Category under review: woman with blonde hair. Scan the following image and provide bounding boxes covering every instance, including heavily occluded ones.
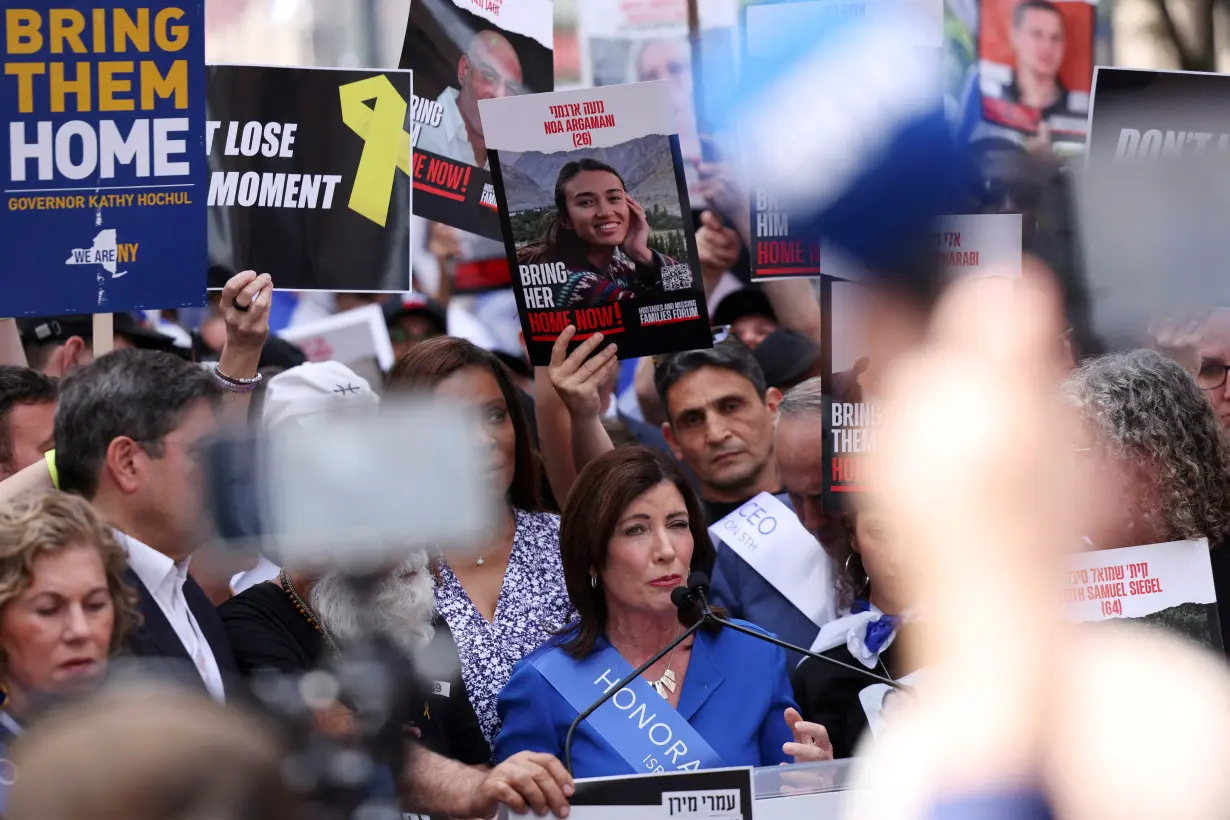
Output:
[0,490,139,811]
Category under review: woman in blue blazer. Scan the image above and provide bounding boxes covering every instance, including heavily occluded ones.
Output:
[494,447,833,779]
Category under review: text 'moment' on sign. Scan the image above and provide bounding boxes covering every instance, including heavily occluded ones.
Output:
[205,65,412,292]
[2,2,207,316]
[480,81,712,365]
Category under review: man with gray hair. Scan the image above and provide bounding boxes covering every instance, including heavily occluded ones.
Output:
[54,349,237,702]
[775,377,846,547]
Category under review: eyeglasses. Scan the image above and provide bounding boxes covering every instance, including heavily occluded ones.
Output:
[1197,360,1230,391]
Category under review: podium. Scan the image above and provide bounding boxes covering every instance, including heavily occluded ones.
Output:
[754,758,858,818]
[497,758,859,819]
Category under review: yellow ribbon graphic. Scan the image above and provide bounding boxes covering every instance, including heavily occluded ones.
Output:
[339,76,412,227]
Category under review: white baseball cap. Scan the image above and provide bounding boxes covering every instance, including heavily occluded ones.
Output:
[262,361,380,430]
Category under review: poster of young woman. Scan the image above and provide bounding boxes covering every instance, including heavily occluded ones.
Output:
[977,0,1095,141]
[400,0,554,240]
[480,81,712,366]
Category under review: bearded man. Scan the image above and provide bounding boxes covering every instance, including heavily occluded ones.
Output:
[221,549,574,818]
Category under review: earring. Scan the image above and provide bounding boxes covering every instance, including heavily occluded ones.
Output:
[590,575,597,588]
[844,552,870,594]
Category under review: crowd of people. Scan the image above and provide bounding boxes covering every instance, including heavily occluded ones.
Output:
[0,167,1228,817]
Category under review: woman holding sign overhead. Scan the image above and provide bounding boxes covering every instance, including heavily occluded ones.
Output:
[516,159,679,310]
[494,447,832,778]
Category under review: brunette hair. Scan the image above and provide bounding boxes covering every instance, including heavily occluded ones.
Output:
[0,490,140,671]
[8,684,299,820]
[386,336,542,513]
[517,158,628,267]
[559,447,720,658]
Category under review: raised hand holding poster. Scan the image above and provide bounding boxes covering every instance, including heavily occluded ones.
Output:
[2,2,207,316]
[480,81,712,365]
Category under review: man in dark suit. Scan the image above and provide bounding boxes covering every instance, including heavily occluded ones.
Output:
[54,349,237,701]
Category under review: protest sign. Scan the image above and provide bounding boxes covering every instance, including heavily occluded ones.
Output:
[1,2,207,317]
[503,768,754,819]
[1065,539,1222,651]
[823,397,885,499]
[821,213,1018,497]
[278,303,395,389]
[1077,68,1230,349]
[400,0,554,241]
[480,81,712,366]
[205,65,412,292]
[935,213,1022,279]
[577,0,738,202]
[742,0,944,281]
[977,0,1094,140]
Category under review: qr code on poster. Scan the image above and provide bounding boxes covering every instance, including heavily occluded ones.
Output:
[661,264,693,292]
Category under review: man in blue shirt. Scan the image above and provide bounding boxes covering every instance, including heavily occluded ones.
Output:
[653,345,829,662]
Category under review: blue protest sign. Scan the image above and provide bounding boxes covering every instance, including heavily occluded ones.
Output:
[1,2,207,317]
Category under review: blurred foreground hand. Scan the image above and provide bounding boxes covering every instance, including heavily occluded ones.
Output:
[844,267,1230,819]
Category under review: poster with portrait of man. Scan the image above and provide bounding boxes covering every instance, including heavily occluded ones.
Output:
[400,0,554,240]
[480,82,712,366]
[577,0,739,203]
[978,0,1095,140]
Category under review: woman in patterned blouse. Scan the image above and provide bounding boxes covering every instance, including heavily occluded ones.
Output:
[388,337,574,747]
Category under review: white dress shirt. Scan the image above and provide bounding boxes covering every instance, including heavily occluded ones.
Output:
[416,87,486,169]
[116,531,226,703]
[229,554,281,596]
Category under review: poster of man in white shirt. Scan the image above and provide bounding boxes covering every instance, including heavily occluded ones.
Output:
[416,30,527,169]
[401,0,554,240]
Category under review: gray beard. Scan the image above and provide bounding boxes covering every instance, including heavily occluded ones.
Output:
[308,552,436,657]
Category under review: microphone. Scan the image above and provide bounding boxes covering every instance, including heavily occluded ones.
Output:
[686,571,910,692]
[561,585,703,776]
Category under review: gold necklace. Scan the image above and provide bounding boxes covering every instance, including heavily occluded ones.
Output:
[280,569,342,657]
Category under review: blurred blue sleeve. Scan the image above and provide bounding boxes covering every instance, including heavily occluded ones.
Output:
[927,790,1053,820]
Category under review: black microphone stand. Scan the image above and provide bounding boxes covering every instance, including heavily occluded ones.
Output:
[562,588,705,776]
[692,581,910,692]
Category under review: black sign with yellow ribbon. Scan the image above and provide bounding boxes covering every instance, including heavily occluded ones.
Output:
[205,65,413,292]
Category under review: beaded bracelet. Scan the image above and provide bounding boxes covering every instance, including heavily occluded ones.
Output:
[212,364,263,394]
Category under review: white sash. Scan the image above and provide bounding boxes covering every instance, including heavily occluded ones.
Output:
[708,492,836,628]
